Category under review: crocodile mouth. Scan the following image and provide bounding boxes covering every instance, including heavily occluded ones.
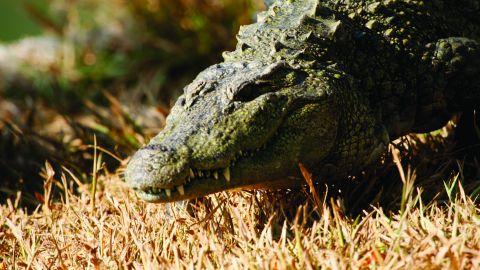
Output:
[132,167,231,202]
[132,147,267,202]
[128,99,327,202]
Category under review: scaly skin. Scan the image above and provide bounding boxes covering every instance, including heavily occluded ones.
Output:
[125,0,480,202]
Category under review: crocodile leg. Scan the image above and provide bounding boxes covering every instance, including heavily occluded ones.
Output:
[413,37,480,133]
[318,81,390,179]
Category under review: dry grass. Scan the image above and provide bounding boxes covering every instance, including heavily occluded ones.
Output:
[1,140,479,269]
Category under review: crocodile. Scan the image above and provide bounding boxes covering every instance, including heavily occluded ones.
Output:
[125,0,480,203]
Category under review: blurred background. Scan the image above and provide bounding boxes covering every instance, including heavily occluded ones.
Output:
[0,0,264,206]
[0,1,43,41]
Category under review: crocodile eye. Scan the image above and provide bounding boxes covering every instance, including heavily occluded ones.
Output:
[231,69,306,102]
[231,82,272,102]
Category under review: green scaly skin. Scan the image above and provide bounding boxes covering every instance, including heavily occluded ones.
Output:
[125,0,480,202]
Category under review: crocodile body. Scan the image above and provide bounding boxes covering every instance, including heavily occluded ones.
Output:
[125,0,480,202]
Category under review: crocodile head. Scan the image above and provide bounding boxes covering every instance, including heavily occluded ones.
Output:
[125,60,339,202]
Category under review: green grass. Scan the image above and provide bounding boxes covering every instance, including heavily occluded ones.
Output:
[0,1,44,41]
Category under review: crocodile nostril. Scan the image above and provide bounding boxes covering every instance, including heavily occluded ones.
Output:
[141,144,172,152]
[179,97,186,106]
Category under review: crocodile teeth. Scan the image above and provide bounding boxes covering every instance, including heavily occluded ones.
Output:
[189,169,195,178]
[223,167,231,182]
[165,189,171,197]
[177,185,185,196]
[198,171,203,177]
[213,171,219,179]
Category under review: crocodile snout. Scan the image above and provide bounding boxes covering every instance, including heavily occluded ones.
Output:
[125,144,190,190]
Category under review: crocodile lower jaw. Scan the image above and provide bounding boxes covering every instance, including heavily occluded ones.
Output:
[131,143,272,202]
[132,167,232,202]
[132,169,304,203]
